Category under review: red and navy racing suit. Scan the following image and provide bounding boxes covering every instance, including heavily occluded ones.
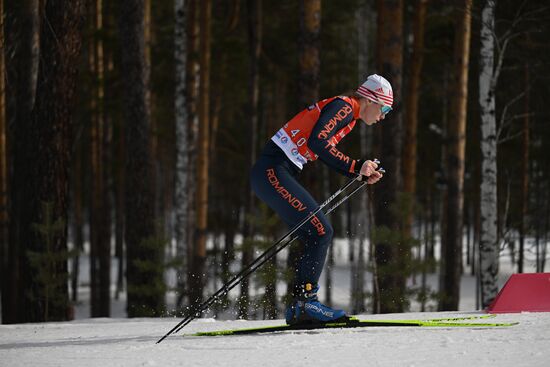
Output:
[250,96,364,285]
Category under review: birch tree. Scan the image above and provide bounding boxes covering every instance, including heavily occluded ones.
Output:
[478,0,499,308]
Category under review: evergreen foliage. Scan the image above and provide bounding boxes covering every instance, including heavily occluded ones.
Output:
[371,192,437,312]
[27,202,77,321]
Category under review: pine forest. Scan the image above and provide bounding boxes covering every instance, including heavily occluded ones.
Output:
[1,0,550,323]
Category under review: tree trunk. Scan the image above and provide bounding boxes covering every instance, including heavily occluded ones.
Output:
[238,0,262,319]
[298,0,321,107]
[71,144,83,303]
[374,0,405,314]
[297,0,321,196]
[100,1,121,303]
[144,0,161,232]
[0,0,7,320]
[264,254,278,319]
[368,188,381,314]
[352,125,371,314]
[99,6,112,319]
[352,0,374,315]
[478,0,499,308]
[114,74,125,301]
[402,0,428,236]
[542,195,549,272]
[184,0,200,308]
[471,78,481,279]
[89,0,111,318]
[289,0,321,299]
[440,0,472,311]
[174,0,190,311]
[12,0,84,322]
[119,0,164,317]
[518,62,529,274]
[347,198,354,263]
[533,161,548,273]
[88,0,99,317]
[420,199,430,311]
[189,0,212,310]
[3,0,40,324]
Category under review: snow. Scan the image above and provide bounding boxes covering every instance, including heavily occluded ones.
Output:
[1,312,550,367]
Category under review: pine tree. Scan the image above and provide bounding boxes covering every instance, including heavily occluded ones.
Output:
[440,0,472,311]
[15,0,84,322]
[174,0,190,311]
[402,0,428,236]
[0,0,8,321]
[238,0,262,319]
[119,0,164,317]
[374,0,405,313]
[3,0,40,324]
[89,0,111,318]
[189,0,212,310]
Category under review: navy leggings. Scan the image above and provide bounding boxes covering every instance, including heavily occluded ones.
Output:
[250,141,334,285]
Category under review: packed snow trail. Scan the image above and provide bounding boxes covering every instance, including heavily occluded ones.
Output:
[1,312,549,367]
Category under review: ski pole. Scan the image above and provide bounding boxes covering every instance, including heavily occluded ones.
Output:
[171,173,376,336]
[157,176,358,343]
[157,163,383,343]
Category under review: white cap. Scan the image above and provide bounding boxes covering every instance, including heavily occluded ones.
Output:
[356,74,393,107]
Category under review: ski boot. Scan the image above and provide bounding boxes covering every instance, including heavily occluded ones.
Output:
[285,283,348,325]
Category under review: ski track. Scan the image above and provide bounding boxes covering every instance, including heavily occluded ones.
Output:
[1,312,549,367]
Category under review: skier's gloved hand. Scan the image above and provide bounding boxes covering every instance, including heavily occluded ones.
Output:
[366,169,383,184]
[359,159,384,184]
[360,159,378,177]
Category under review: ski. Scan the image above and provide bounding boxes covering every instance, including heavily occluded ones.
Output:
[423,314,496,322]
[188,315,517,337]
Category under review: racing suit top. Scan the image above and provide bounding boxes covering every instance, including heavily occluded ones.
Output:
[271,96,363,177]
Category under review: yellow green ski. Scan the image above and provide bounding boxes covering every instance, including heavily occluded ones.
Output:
[186,314,518,337]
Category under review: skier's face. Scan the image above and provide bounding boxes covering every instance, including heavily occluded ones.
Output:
[359,98,387,125]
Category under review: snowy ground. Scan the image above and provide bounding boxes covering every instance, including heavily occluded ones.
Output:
[1,311,549,367]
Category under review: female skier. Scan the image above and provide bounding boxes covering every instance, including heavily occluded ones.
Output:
[250,74,393,325]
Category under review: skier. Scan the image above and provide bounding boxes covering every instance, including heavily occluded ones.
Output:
[250,74,393,325]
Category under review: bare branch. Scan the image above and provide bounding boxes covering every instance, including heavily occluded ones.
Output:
[519,5,550,22]
[497,90,525,141]
[498,130,524,145]
[491,0,537,87]
[498,112,534,144]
